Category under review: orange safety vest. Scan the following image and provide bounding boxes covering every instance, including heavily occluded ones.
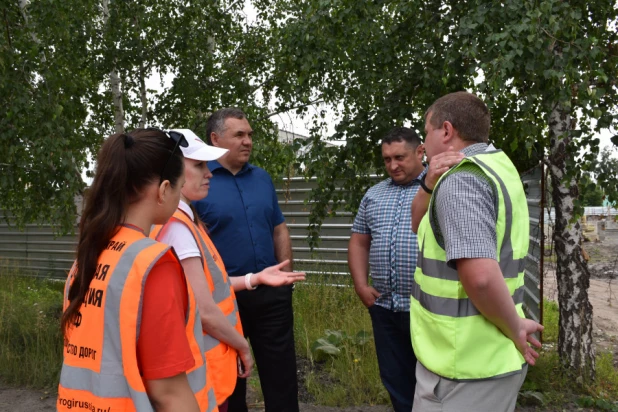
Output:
[57,225,217,412]
[152,209,244,405]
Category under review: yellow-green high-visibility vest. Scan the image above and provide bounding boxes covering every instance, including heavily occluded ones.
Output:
[410,149,529,380]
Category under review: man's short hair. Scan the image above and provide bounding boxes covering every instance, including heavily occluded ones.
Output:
[206,108,247,144]
[425,92,490,143]
[381,127,422,148]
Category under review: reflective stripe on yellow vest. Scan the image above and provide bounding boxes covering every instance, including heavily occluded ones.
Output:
[410,150,529,380]
[152,210,243,405]
[58,226,217,412]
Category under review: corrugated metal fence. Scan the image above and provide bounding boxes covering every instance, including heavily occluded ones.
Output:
[0,169,544,323]
[521,165,544,324]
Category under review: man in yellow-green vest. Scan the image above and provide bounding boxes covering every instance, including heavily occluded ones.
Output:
[410,92,544,412]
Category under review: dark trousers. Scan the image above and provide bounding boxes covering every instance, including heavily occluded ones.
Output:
[368,304,417,412]
[228,285,299,412]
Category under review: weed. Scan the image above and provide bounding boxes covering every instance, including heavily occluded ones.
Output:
[542,299,559,344]
[293,276,388,406]
[521,299,618,406]
[0,267,64,388]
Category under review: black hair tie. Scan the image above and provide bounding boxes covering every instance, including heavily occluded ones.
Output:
[123,133,135,148]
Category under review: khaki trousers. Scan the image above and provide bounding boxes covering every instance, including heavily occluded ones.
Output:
[412,361,528,412]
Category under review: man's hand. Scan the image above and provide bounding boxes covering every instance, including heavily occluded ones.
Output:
[425,146,465,189]
[513,318,544,365]
[354,285,381,308]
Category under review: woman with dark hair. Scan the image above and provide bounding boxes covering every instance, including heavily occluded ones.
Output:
[151,129,305,412]
[57,129,216,412]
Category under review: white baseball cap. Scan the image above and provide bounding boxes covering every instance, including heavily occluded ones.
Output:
[170,129,228,161]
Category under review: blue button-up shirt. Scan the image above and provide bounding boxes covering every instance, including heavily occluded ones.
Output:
[192,161,285,277]
[351,170,426,312]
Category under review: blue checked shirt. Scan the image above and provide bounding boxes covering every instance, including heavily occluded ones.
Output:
[351,169,426,312]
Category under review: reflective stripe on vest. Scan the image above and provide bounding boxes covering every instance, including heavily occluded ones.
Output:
[58,227,214,412]
[410,150,529,380]
[153,210,243,404]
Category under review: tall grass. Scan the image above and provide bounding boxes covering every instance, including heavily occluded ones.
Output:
[521,299,618,407]
[0,266,64,388]
[293,275,388,406]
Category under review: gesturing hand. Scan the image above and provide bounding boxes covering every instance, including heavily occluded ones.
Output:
[254,260,306,287]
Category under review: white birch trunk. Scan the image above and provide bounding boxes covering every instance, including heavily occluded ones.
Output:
[102,0,124,134]
[18,0,45,62]
[139,63,147,128]
[548,102,596,380]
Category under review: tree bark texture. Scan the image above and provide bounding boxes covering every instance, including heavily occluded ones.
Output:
[101,0,124,134]
[139,63,147,128]
[18,0,45,62]
[547,102,596,380]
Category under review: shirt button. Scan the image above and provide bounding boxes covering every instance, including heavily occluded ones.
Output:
[245,206,249,210]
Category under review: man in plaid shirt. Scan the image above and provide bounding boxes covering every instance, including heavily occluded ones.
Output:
[348,127,425,412]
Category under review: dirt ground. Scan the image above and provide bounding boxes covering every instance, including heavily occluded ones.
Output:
[1,240,616,412]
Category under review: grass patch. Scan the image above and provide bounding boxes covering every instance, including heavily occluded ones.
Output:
[0,267,64,388]
[542,299,559,344]
[293,275,388,406]
[520,298,618,408]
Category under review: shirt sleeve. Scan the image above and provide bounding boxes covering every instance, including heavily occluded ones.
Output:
[270,176,285,226]
[351,194,370,234]
[157,221,201,261]
[433,168,498,268]
[137,254,195,380]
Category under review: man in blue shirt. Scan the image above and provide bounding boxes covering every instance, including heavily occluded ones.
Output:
[348,127,425,412]
[193,108,297,412]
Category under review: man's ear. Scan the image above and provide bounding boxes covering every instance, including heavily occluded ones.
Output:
[442,121,456,144]
[210,132,220,147]
[416,143,425,161]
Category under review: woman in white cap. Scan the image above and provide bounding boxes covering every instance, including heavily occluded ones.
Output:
[151,129,305,412]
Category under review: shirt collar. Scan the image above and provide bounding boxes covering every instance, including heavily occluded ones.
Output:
[178,199,193,220]
[460,143,492,157]
[207,160,255,175]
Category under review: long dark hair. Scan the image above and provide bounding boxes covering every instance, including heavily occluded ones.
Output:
[61,128,184,335]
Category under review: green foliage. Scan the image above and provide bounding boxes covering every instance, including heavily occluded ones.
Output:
[258,0,618,247]
[1,0,291,234]
[592,147,618,207]
[576,395,618,412]
[293,276,388,406]
[580,173,605,207]
[0,267,64,388]
[310,329,371,362]
[522,298,618,405]
[1,0,100,233]
[542,299,559,343]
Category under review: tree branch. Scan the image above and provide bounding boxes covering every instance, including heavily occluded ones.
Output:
[3,8,12,49]
[258,99,324,122]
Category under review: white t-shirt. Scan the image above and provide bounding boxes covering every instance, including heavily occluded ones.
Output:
[158,200,201,261]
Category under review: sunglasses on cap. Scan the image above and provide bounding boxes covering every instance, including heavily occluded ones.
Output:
[147,128,189,183]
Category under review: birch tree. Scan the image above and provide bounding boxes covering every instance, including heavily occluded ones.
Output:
[260,0,618,379]
[0,0,100,233]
